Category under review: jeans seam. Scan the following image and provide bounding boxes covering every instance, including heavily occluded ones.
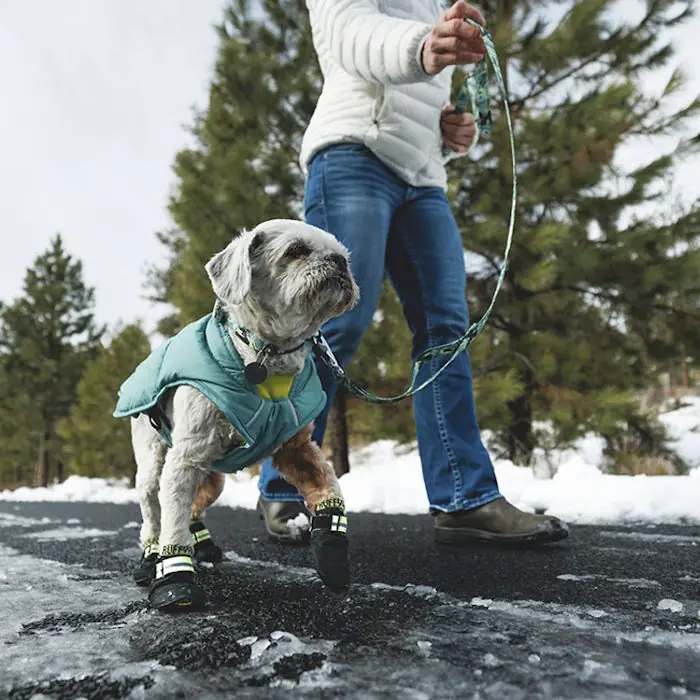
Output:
[400,224,463,511]
[318,157,330,234]
[431,491,502,514]
[430,352,463,509]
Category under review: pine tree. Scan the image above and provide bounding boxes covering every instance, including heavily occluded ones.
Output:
[0,235,103,487]
[149,0,700,472]
[447,0,700,463]
[57,323,151,483]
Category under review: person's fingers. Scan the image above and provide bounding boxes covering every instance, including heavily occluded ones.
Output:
[433,19,486,54]
[426,49,485,71]
[442,0,487,28]
[441,111,477,126]
[444,137,470,153]
[442,126,477,146]
[429,37,485,64]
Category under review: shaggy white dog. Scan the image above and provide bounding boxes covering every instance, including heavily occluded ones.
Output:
[119,219,359,611]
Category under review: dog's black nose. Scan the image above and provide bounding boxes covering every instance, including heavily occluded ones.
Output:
[329,253,348,271]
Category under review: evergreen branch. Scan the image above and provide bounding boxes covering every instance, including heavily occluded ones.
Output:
[520,36,620,104]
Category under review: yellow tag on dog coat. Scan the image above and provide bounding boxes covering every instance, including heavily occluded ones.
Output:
[257,374,295,400]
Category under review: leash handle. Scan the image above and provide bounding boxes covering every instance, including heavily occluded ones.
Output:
[314,19,518,406]
[442,19,493,155]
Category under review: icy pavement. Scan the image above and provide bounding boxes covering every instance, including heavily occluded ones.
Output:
[1,502,700,699]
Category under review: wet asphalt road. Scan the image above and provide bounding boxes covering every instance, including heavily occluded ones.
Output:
[1,501,700,699]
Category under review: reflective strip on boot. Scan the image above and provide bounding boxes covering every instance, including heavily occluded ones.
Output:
[141,540,159,558]
[155,555,195,579]
[312,513,348,534]
[192,528,212,544]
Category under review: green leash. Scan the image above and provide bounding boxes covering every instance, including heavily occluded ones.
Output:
[312,19,517,405]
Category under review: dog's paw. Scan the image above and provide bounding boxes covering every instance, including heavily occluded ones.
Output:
[133,539,159,587]
[133,554,158,587]
[190,520,225,564]
[194,540,224,564]
[310,510,349,591]
[148,554,205,612]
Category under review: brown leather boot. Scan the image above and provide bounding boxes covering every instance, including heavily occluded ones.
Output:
[434,497,569,545]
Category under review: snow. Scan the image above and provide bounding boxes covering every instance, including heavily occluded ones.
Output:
[1,396,699,526]
[657,599,684,613]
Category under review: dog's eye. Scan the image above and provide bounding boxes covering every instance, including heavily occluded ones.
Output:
[285,242,312,259]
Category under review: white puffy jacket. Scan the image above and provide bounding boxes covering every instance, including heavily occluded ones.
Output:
[300,0,472,190]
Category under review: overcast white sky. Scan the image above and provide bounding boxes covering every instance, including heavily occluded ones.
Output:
[1,1,698,339]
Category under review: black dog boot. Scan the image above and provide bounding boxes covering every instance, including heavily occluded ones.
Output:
[190,518,224,564]
[310,499,349,591]
[148,546,205,612]
[133,539,159,587]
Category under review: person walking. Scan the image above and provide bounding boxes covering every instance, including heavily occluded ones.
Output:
[257,0,569,547]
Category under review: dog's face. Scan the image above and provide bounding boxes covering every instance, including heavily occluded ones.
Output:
[205,219,359,344]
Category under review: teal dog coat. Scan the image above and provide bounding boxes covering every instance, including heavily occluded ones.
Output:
[113,308,327,473]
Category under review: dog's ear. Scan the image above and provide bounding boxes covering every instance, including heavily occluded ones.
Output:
[205,231,263,305]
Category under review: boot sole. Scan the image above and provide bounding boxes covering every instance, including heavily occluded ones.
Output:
[435,524,570,546]
[148,581,206,613]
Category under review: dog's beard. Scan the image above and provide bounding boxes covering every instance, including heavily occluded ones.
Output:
[294,263,356,314]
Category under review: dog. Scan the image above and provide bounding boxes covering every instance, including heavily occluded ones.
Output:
[114,219,359,611]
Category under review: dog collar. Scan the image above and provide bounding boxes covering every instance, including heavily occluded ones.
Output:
[214,301,314,385]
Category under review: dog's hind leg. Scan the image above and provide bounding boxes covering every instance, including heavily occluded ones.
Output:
[191,472,225,520]
[273,423,349,590]
[190,472,226,564]
[132,415,167,586]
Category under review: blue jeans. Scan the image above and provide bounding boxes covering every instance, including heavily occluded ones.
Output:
[258,144,501,512]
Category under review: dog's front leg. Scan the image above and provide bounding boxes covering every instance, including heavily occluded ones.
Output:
[147,446,207,611]
[273,423,349,590]
[159,450,206,551]
[148,387,226,612]
[272,424,343,512]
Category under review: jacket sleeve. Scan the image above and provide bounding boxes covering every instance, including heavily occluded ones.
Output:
[307,0,433,85]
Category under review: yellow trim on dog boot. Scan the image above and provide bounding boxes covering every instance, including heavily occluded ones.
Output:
[160,544,194,558]
[140,538,159,558]
[315,497,346,514]
[155,555,196,579]
[192,528,212,544]
[190,518,224,563]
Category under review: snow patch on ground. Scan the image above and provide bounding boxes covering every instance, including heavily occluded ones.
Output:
[1,397,698,525]
[23,527,118,542]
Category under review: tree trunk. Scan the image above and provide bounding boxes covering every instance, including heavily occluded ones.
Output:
[35,427,51,488]
[329,388,351,478]
[681,344,690,391]
[506,359,536,463]
[506,391,535,464]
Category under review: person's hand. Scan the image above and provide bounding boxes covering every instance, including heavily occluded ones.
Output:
[421,1,486,76]
[441,106,477,153]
